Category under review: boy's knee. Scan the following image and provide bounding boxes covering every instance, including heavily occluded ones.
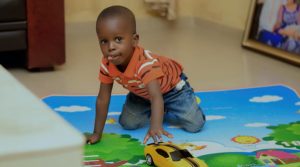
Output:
[183,114,206,133]
[119,118,140,130]
[183,121,205,133]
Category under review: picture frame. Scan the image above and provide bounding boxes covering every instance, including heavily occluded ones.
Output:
[242,0,300,65]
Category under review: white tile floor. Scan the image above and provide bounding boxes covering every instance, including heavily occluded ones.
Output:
[7,18,300,98]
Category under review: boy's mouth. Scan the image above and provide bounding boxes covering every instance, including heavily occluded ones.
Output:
[107,54,120,61]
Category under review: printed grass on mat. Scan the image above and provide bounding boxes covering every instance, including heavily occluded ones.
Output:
[43,85,300,167]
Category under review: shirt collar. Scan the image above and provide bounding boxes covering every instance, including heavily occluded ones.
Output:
[108,46,144,78]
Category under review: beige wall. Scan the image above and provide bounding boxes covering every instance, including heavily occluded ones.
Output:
[185,0,252,30]
[65,0,252,30]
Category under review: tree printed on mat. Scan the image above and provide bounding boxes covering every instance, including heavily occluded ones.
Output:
[84,133,144,165]
[263,121,300,149]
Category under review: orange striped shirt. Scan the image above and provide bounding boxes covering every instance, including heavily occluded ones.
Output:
[99,46,183,99]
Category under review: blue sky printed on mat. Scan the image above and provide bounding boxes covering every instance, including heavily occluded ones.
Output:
[43,85,300,155]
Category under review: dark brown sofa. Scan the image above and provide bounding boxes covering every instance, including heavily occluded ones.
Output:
[0,0,65,70]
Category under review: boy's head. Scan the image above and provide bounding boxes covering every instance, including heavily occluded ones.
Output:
[96,5,139,69]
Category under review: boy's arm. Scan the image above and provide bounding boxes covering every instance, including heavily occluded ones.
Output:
[87,83,113,144]
[143,79,173,144]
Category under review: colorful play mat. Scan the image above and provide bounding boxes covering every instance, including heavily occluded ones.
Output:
[43,85,300,167]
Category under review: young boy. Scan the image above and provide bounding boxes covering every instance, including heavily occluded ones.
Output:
[87,5,205,145]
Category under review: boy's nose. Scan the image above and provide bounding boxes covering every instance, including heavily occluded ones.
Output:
[108,42,116,51]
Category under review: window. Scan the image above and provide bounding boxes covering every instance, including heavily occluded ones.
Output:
[156,149,169,158]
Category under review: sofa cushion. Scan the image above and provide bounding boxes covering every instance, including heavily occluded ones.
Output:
[0,0,26,22]
[0,30,27,52]
[0,21,27,31]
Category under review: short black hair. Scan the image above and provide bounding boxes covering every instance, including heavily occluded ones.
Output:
[96,5,136,34]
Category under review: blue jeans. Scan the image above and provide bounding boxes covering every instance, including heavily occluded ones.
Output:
[119,73,206,133]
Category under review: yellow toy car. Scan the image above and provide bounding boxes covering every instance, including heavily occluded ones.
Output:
[144,142,208,167]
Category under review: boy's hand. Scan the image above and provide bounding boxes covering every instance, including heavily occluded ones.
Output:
[86,133,101,144]
[143,127,173,144]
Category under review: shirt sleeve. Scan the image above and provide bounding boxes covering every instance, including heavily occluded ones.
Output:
[98,58,113,84]
[136,58,164,85]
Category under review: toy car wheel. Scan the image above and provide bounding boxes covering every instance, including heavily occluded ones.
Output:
[145,154,154,166]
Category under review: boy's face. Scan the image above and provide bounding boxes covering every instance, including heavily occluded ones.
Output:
[97,16,139,68]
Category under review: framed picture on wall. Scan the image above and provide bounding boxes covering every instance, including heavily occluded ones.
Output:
[242,0,300,65]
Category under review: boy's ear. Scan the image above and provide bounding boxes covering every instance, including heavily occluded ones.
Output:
[133,33,139,46]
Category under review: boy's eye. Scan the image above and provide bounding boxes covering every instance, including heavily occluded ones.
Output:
[115,37,122,43]
[100,39,107,45]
